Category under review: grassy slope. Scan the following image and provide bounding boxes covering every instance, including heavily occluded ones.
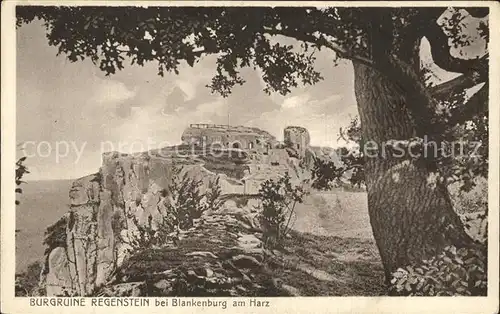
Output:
[271,231,385,296]
[293,190,372,239]
[114,210,385,296]
[277,190,385,296]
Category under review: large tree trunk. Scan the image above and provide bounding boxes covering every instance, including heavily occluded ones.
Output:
[353,62,475,282]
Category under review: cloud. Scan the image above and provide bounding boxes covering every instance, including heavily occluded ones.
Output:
[247,92,357,148]
[91,78,136,105]
[16,20,358,180]
[281,94,311,109]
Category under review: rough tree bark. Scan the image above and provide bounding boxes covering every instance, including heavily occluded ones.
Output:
[353,60,476,283]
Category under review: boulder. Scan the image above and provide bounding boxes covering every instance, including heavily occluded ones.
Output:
[231,255,262,270]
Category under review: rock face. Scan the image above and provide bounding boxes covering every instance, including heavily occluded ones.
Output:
[41,151,223,296]
[40,154,290,296]
[40,128,316,296]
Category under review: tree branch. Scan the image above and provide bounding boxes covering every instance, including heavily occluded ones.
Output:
[266,24,488,132]
[384,54,489,135]
[263,27,374,68]
[461,8,489,18]
[430,70,486,100]
[425,22,488,75]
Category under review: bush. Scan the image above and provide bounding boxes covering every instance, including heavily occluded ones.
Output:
[389,245,487,296]
[15,156,30,205]
[162,168,222,233]
[15,261,44,296]
[126,167,223,250]
[310,157,344,190]
[258,172,308,248]
[204,176,224,213]
[127,214,162,251]
[310,153,365,191]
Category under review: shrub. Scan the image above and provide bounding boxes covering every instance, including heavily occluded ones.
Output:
[127,214,161,251]
[204,176,224,213]
[310,153,365,191]
[43,216,68,256]
[311,157,344,190]
[389,245,487,296]
[15,261,44,296]
[126,166,223,250]
[162,167,208,236]
[15,156,30,205]
[258,172,308,248]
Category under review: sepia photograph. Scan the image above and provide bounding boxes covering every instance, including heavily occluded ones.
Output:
[2,1,499,313]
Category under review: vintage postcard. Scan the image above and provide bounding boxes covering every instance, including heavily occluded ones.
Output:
[1,1,499,313]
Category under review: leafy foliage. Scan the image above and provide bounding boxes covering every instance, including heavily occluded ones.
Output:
[15,156,30,205]
[311,158,345,190]
[310,149,365,191]
[126,213,162,252]
[42,215,68,255]
[333,107,488,195]
[389,245,487,296]
[311,116,365,191]
[204,176,225,213]
[16,6,333,97]
[258,173,308,248]
[15,261,45,297]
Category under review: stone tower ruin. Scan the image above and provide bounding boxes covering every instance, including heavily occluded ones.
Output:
[284,126,310,157]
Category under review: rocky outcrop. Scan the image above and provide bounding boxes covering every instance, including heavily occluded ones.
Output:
[37,123,327,296]
[40,160,298,296]
[91,213,290,297]
[40,141,314,296]
[41,151,218,296]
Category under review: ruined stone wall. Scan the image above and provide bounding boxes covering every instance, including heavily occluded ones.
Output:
[181,125,276,152]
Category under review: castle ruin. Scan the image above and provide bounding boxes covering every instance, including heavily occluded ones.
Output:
[181,123,279,152]
[181,123,311,157]
[181,123,312,194]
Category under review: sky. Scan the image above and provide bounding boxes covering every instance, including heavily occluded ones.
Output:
[16,10,487,181]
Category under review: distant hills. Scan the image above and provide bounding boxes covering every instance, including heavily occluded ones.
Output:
[15,179,73,273]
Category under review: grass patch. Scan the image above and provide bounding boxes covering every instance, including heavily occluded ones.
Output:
[267,230,386,296]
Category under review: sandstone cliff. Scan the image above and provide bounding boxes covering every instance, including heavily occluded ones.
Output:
[39,144,319,296]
